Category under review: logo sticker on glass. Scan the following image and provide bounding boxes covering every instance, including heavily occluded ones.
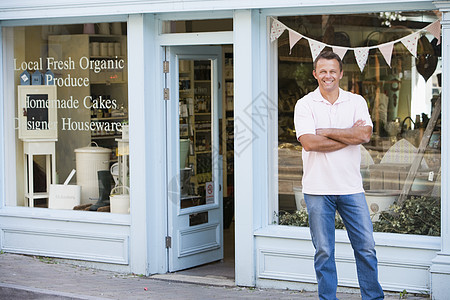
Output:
[205,181,214,204]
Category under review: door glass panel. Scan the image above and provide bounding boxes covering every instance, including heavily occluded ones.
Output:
[179,59,213,209]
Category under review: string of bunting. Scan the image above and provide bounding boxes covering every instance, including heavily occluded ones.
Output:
[270,17,441,72]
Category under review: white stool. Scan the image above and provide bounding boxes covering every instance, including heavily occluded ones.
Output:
[23,139,57,207]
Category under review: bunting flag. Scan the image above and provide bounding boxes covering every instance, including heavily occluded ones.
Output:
[332,46,348,60]
[426,20,441,45]
[378,42,394,67]
[308,39,326,61]
[288,30,303,54]
[354,48,370,72]
[270,19,287,42]
[270,17,441,73]
[401,32,420,57]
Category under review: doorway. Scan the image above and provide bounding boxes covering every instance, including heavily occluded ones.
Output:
[165,45,234,277]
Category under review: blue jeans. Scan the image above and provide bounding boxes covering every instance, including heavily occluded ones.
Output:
[304,193,384,300]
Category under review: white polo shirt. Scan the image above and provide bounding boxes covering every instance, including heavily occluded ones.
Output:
[294,88,372,195]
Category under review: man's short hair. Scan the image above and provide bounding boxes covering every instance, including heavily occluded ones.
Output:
[313,51,343,72]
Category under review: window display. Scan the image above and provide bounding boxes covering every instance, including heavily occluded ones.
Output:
[6,22,129,213]
[276,12,441,235]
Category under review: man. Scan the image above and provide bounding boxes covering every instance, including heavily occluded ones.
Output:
[294,51,384,300]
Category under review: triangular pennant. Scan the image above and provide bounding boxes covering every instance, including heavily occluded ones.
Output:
[270,19,287,42]
[401,32,420,57]
[354,47,369,72]
[289,30,303,54]
[308,39,326,61]
[426,20,441,45]
[332,46,348,60]
[378,42,394,67]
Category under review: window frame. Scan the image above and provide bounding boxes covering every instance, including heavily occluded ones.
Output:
[0,16,130,224]
[262,5,443,244]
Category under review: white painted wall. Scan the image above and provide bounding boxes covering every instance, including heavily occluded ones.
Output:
[0,25,3,210]
[254,3,445,294]
[127,13,152,275]
[0,0,449,295]
[255,226,439,293]
[0,208,132,272]
[0,13,135,274]
[0,0,435,20]
[233,9,262,286]
[430,3,450,299]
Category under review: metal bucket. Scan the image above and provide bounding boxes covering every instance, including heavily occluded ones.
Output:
[75,142,110,204]
[293,186,306,211]
[110,186,130,214]
[365,190,400,221]
[180,139,190,169]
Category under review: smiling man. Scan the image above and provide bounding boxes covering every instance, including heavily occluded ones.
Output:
[294,51,384,300]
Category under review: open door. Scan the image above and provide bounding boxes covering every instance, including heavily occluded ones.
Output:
[165,46,223,272]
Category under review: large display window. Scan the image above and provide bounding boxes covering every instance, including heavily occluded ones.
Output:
[276,11,441,236]
[4,22,129,213]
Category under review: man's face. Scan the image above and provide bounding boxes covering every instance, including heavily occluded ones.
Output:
[312,58,343,93]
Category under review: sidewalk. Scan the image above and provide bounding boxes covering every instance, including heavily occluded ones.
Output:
[0,253,428,299]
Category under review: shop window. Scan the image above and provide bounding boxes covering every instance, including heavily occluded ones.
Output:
[276,12,441,236]
[4,22,130,213]
[162,19,233,33]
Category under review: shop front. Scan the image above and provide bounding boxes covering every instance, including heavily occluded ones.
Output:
[1,0,450,298]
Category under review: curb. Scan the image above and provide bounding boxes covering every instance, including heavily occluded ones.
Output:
[0,282,109,300]
[150,273,236,287]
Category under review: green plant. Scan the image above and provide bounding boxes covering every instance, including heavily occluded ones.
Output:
[399,289,408,299]
[277,210,309,227]
[275,195,440,236]
[276,210,345,229]
[36,256,57,264]
[373,196,440,236]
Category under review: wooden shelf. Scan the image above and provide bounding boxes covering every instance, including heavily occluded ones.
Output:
[92,135,122,140]
[90,81,127,85]
[195,150,211,154]
[279,56,311,63]
[90,55,126,59]
[91,116,127,121]
[25,192,49,199]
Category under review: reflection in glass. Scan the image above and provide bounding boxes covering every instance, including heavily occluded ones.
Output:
[276,12,441,235]
[10,23,128,211]
[179,59,214,209]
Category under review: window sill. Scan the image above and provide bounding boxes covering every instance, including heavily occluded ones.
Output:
[0,206,131,226]
[255,224,440,250]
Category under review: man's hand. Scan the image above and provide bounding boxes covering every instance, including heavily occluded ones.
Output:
[298,133,347,152]
[316,119,366,136]
[315,119,372,145]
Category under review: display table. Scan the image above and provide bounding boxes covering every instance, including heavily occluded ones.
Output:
[23,139,57,207]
